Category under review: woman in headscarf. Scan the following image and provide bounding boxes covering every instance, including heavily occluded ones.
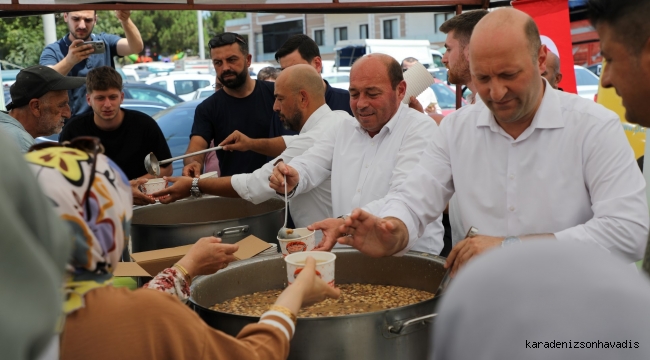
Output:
[431,241,650,360]
[25,139,339,360]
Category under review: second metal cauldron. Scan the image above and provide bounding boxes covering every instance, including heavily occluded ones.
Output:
[191,249,445,360]
[130,197,284,253]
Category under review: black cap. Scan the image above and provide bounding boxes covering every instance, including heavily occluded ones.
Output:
[6,65,86,110]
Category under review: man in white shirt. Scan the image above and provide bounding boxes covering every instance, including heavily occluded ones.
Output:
[153,65,348,237]
[334,8,648,273]
[270,54,444,256]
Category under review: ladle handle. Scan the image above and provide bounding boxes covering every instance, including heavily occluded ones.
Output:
[159,146,223,165]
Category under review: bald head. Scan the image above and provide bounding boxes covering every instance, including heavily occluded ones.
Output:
[276,64,326,101]
[352,53,403,90]
[468,8,547,132]
[273,64,325,132]
[472,8,541,64]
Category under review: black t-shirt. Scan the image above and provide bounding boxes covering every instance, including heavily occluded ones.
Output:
[191,80,275,176]
[60,109,172,180]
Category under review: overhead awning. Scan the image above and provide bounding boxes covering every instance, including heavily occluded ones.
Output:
[0,0,510,16]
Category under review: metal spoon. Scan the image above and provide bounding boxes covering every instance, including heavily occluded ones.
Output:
[434,226,479,297]
[144,146,223,177]
[278,174,300,239]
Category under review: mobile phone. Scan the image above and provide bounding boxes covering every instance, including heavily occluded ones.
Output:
[83,41,105,54]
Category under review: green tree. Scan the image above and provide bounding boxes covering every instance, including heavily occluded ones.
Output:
[0,16,44,67]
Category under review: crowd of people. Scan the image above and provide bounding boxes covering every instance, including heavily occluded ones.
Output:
[2,0,650,359]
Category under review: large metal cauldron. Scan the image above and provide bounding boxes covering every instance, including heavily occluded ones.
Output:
[130,197,284,253]
[191,249,445,360]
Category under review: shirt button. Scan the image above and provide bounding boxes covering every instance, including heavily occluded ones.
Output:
[511,143,517,147]
[357,189,361,193]
[365,164,369,168]
[509,206,515,212]
[509,174,515,180]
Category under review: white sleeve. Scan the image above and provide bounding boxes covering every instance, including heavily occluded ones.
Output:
[289,121,340,196]
[554,115,649,262]
[232,133,323,204]
[379,120,455,244]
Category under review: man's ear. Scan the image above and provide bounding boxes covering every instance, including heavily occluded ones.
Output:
[86,93,91,106]
[299,89,309,108]
[28,99,41,117]
[312,56,323,74]
[538,45,548,76]
[556,72,563,86]
[396,80,407,102]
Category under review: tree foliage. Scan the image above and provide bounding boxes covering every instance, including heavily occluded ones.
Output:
[0,10,245,67]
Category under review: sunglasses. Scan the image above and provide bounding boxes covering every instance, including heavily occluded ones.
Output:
[29,136,104,221]
[209,33,247,49]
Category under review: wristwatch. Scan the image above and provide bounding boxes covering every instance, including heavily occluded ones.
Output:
[190,177,202,198]
[501,236,521,248]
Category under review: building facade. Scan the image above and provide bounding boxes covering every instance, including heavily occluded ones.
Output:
[225,12,454,64]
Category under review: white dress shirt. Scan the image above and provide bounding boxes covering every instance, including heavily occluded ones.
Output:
[289,103,445,255]
[380,86,649,262]
[231,104,347,239]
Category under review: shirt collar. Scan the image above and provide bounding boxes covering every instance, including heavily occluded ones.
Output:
[0,111,28,132]
[476,79,565,139]
[301,103,332,134]
[353,103,404,136]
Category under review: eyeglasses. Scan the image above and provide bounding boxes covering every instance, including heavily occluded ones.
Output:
[208,33,247,49]
[29,136,104,221]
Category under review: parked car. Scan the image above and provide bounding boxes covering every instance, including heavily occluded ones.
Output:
[1,60,22,83]
[574,65,600,100]
[322,73,350,91]
[428,67,448,83]
[193,85,216,100]
[430,79,467,116]
[145,73,215,101]
[120,100,167,117]
[153,100,203,176]
[123,82,184,107]
[587,63,602,77]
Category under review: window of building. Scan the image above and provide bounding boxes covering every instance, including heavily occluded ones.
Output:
[360,24,369,39]
[382,19,398,39]
[261,20,304,54]
[313,29,325,46]
[334,26,348,44]
[435,13,454,33]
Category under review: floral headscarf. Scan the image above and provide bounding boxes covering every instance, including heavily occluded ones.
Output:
[25,146,132,283]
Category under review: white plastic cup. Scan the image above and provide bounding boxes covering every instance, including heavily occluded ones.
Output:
[141,178,167,198]
[284,251,336,287]
[277,228,316,257]
[200,171,219,179]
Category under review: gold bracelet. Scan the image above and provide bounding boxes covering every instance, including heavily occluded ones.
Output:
[269,305,297,325]
[173,264,192,286]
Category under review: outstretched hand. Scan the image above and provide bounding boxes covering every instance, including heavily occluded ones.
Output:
[309,217,345,251]
[176,237,239,278]
[336,209,409,257]
[150,176,193,204]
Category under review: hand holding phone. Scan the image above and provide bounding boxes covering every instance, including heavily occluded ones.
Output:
[83,41,106,54]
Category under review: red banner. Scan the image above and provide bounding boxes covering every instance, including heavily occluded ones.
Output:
[512,0,577,94]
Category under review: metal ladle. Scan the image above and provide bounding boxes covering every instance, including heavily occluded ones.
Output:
[144,145,223,177]
[277,173,300,239]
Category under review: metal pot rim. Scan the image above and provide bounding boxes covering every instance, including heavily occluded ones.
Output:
[190,249,443,321]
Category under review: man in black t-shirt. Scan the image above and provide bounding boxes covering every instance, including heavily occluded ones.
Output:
[183,33,275,178]
[59,66,172,204]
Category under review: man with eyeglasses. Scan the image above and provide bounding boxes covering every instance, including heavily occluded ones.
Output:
[40,10,144,118]
[1,65,85,152]
[182,33,277,178]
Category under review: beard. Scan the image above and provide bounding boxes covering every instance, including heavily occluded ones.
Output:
[278,108,302,132]
[447,55,471,86]
[219,68,249,90]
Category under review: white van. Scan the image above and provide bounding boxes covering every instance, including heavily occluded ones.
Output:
[334,39,433,71]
